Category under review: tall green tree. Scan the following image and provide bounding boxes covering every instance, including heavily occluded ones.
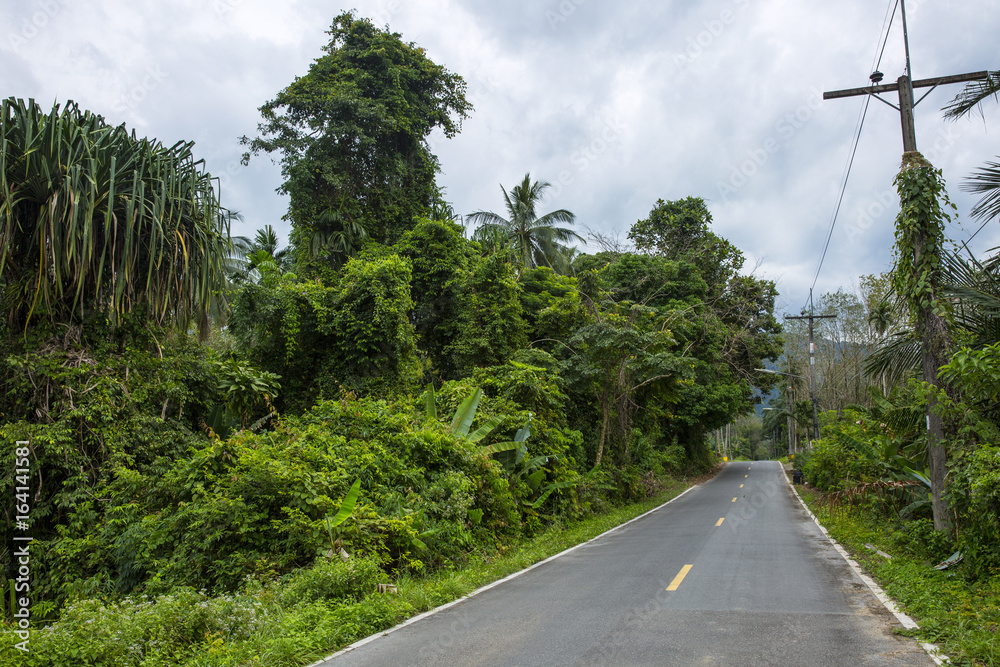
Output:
[627,196,743,299]
[467,173,582,273]
[241,11,472,264]
[0,98,230,332]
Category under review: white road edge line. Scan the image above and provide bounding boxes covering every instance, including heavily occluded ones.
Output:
[783,463,950,666]
[307,482,702,666]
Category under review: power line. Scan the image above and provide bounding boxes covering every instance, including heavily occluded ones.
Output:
[872,0,899,76]
[804,0,898,310]
[808,93,872,301]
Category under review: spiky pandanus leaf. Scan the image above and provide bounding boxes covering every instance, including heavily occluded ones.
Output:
[0,97,229,330]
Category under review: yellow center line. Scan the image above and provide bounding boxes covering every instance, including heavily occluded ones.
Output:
[666,564,693,591]
[732,497,737,502]
[715,518,725,527]
[740,484,744,488]
[745,474,748,478]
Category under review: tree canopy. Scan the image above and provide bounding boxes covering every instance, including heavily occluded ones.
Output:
[241,11,472,267]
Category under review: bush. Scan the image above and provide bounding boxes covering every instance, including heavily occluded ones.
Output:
[280,556,382,606]
[801,410,883,493]
[888,518,955,564]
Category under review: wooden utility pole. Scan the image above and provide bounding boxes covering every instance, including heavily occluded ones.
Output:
[786,297,836,443]
[822,0,987,531]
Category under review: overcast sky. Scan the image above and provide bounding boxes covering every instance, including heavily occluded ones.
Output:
[3,0,998,314]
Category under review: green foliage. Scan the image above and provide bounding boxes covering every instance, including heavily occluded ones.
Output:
[327,255,422,394]
[214,355,281,428]
[892,152,955,317]
[801,410,886,493]
[394,219,476,377]
[0,98,230,331]
[241,11,472,257]
[447,253,528,374]
[280,556,381,606]
[229,253,421,411]
[627,196,744,300]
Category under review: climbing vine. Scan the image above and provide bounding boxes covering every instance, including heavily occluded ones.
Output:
[892,151,956,320]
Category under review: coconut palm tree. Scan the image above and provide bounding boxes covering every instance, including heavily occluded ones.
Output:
[467,173,582,273]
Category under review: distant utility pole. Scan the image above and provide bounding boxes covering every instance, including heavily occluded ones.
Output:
[785,292,836,443]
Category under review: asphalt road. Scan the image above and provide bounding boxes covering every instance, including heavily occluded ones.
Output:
[321,461,936,666]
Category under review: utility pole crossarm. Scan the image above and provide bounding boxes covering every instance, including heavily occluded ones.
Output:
[823,70,989,100]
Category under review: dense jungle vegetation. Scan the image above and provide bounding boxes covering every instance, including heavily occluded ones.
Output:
[0,13,783,664]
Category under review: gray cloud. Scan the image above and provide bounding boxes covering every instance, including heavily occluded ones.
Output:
[2,0,998,315]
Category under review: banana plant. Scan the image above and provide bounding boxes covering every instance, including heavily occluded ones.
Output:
[323,478,361,560]
[420,384,523,456]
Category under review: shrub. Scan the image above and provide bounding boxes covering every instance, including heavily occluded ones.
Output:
[280,556,382,606]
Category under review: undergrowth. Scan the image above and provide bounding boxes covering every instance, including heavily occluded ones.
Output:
[1,480,688,666]
[799,486,1000,666]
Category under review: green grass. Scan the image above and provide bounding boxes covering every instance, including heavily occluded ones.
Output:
[798,487,1000,666]
[1,479,690,667]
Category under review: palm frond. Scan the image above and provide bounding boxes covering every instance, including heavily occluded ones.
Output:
[961,159,1000,223]
[863,330,921,387]
[942,71,1000,121]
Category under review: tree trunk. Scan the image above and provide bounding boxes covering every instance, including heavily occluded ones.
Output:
[595,389,610,467]
[922,304,952,531]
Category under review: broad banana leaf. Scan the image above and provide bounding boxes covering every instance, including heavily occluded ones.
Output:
[330,478,361,528]
[450,388,482,436]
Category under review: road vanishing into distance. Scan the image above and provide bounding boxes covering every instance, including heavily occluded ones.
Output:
[321,461,936,666]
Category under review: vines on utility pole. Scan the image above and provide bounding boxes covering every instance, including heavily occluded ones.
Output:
[892,150,956,532]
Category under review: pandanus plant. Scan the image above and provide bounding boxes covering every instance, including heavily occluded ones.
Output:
[0,97,230,331]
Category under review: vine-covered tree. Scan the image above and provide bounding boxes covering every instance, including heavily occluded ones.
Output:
[241,12,472,268]
[893,151,956,531]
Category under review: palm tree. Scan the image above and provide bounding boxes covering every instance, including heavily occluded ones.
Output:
[868,301,895,340]
[864,248,1000,389]
[467,173,582,273]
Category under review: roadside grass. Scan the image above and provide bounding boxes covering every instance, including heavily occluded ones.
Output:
[798,486,1000,667]
[2,479,690,667]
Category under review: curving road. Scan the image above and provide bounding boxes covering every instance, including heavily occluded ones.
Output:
[318,461,936,666]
